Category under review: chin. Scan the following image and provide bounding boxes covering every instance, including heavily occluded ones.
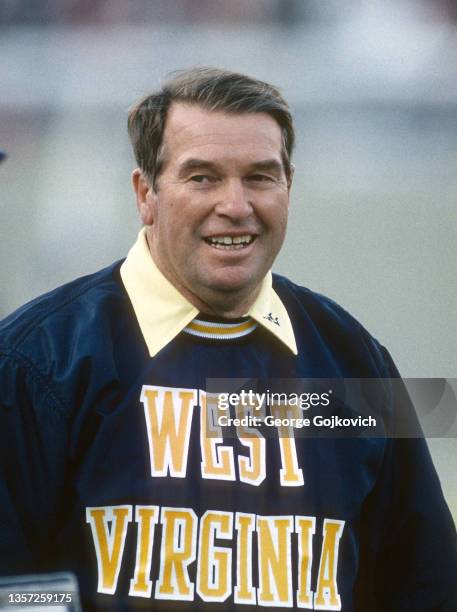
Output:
[205,272,261,295]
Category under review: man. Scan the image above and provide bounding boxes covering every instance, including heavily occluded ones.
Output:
[0,68,455,611]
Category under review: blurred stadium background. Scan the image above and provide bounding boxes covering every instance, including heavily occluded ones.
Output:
[1,0,456,520]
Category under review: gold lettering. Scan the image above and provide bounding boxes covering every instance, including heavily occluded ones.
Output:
[314,519,345,610]
[141,386,197,477]
[197,511,233,602]
[257,515,293,606]
[234,513,256,605]
[200,392,235,480]
[295,516,316,607]
[271,404,304,487]
[155,507,197,601]
[129,506,159,598]
[86,506,132,595]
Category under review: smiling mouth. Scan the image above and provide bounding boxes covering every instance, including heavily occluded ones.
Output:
[204,235,256,250]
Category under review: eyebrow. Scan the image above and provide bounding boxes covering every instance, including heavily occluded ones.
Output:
[247,159,284,174]
[177,158,284,177]
[178,159,218,177]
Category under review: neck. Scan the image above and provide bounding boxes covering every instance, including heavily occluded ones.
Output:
[180,285,261,319]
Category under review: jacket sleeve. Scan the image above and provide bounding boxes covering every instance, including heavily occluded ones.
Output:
[0,351,69,574]
[354,347,457,611]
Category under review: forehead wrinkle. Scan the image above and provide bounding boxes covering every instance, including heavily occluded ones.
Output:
[170,132,281,153]
[163,105,284,150]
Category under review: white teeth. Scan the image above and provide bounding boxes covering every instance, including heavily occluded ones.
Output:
[209,234,253,246]
[238,235,252,244]
[205,234,255,251]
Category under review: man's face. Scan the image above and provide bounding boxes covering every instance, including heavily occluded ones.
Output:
[136,102,291,311]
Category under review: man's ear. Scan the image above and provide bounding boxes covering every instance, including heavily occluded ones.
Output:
[132,168,157,226]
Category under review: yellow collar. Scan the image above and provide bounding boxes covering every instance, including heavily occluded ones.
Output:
[120,228,297,357]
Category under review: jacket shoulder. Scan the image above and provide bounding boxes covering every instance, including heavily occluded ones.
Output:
[0,260,130,415]
[273,273,363,330]
[272,273,395,377]
[0,261,125,351]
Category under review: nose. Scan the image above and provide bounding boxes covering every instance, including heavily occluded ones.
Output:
[214,179,253,220]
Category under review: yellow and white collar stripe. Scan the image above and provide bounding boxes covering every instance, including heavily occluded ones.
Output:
[183,317,258,340]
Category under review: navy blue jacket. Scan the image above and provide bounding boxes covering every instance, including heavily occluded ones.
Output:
[0,262,456,610]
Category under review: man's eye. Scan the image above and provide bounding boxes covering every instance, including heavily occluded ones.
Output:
[189,175,215,183]
[247,174,274,183]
